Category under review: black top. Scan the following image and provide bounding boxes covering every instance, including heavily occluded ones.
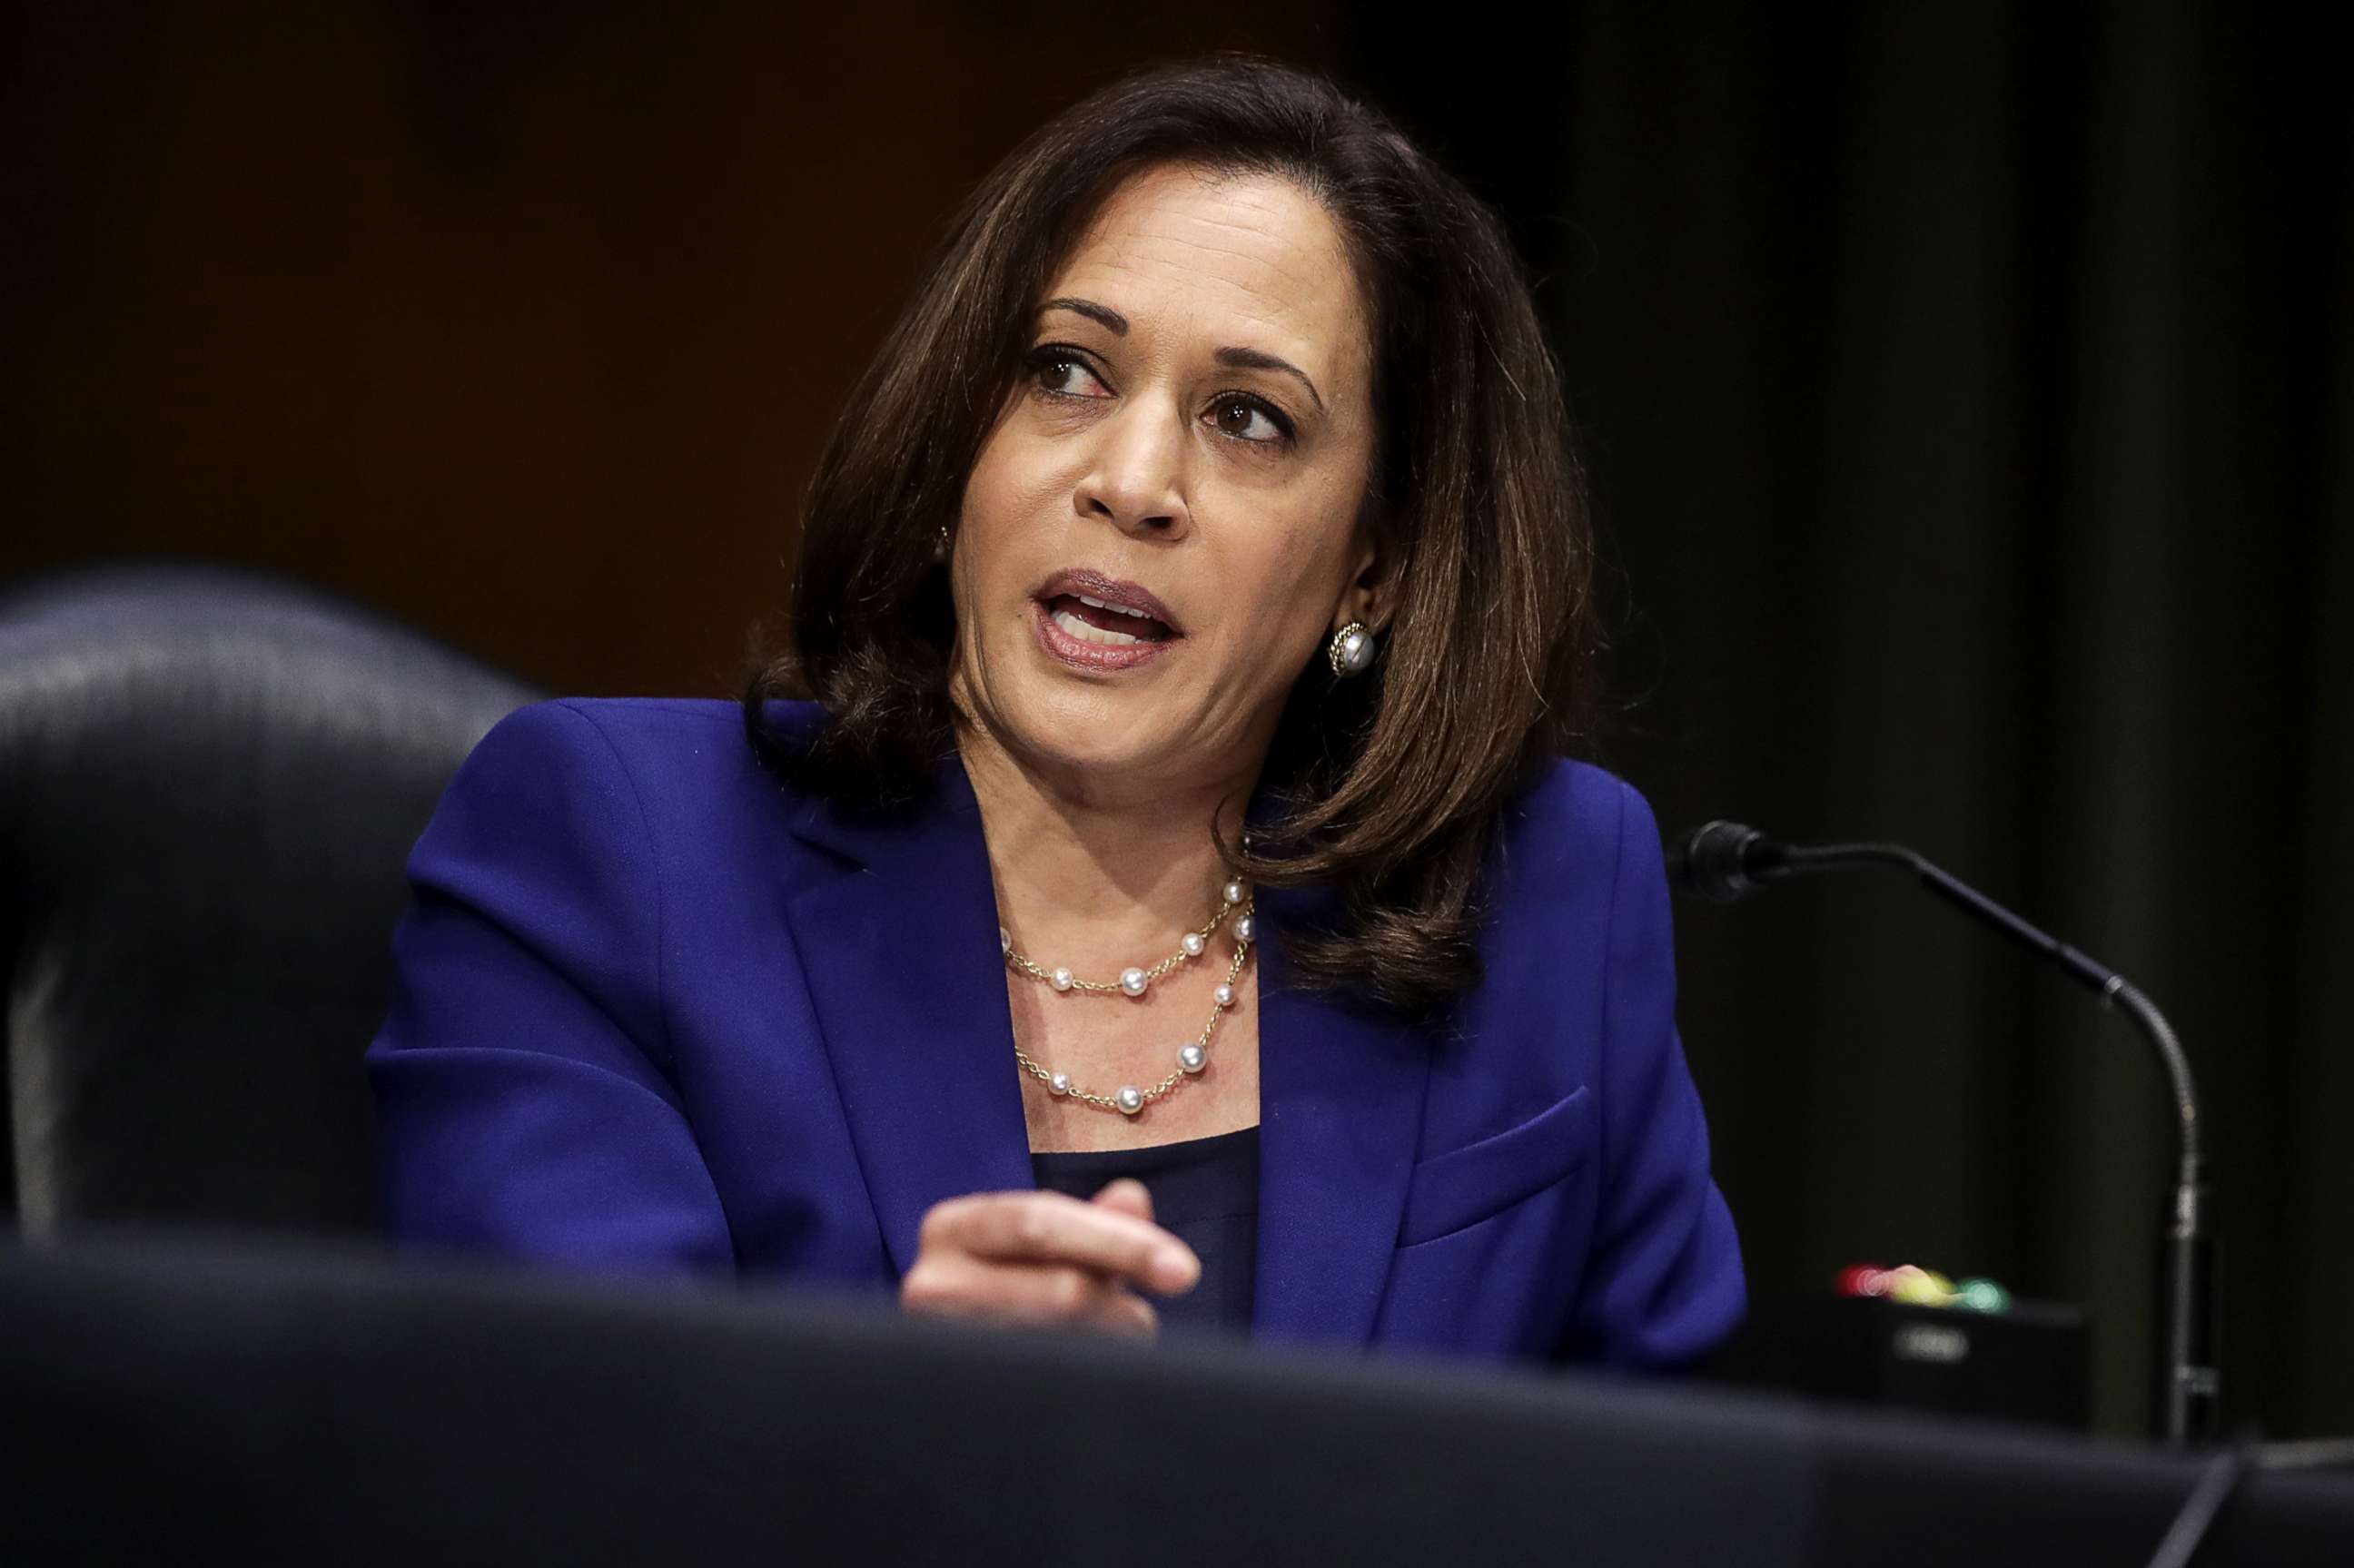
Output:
[1029,1125,1260,1336]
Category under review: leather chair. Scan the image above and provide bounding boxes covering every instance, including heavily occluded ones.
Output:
[0,563,539,1236]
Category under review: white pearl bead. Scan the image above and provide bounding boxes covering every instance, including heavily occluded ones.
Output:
[1233,914,1255,942]
[999,926,1012,953]
[1048,1071,1071,1096]
[1050,967,1073,991]
[1181,932,1206,958]
[1115,1085,1143,1115]
[1178,1044,1207,1074]
[1212,983,1234,1008]
[1119,967,1148,997]
[1222,880,1246,906]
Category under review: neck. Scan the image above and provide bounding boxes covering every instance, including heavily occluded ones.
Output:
[954,711,1257,971]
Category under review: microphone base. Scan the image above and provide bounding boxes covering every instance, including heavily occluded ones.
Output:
[1704,1294,2091,1432]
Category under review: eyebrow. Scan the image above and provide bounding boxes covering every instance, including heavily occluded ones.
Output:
[1036,297,1326,414]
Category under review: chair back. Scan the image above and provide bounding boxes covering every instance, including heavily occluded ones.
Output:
[0,563,540,1235]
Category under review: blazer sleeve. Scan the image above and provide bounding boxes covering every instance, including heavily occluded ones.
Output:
[364,699,737,1277]
[1558,777,1746,1369]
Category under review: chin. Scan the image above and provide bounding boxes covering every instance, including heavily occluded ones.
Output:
[1006,678,1184,772]
[959,650,1200,784]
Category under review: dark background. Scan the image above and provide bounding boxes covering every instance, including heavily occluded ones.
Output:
[9,3,2349,1439]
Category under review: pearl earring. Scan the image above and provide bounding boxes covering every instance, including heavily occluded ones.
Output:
[931,527,951,564]
[1328,620,1376,678]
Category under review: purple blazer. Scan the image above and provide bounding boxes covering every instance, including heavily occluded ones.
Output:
[364,697,1744,1368]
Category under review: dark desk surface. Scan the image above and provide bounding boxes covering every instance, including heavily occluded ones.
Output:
[0,1233,2345,1566]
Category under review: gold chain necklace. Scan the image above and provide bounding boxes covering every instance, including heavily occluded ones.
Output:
[999,879,1255,1116]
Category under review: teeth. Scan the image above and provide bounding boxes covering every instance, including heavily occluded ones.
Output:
[1076,593,1152,619]
[1053,608,1143,647]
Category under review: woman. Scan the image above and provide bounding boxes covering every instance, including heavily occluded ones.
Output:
[365,57,1744,1368]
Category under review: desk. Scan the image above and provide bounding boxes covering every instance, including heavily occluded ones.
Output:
[0,1236,2343,1564]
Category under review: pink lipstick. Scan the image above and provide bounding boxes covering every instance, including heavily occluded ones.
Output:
[1031,567,1183,674]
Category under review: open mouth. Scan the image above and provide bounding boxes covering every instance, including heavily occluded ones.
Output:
[1040,591,1177,648]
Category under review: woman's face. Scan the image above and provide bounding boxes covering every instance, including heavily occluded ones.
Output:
[949,161,1381,803]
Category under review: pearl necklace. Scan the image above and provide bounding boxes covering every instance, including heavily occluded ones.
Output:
[999,879,1256,1117]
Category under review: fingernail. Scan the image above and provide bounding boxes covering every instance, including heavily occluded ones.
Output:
[1152,1245,1200,1292]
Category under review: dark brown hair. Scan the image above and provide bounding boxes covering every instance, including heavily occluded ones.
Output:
[744,54,1598,1019]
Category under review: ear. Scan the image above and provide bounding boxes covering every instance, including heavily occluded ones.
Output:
[1331,520,1394,636]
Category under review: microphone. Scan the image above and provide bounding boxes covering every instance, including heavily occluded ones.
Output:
[1666,819,1788,901]
[1667,819,2217,1445]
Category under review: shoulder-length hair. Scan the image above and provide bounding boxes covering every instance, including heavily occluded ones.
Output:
[744,54,1598,1019]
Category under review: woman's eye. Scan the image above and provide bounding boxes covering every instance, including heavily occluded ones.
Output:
[1208,394,1292,446]
[1032,350,1112,399]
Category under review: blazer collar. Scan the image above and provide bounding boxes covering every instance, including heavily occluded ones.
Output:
[777,744,1431,1347]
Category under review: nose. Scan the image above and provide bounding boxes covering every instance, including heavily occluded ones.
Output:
[1073,398,1191,541]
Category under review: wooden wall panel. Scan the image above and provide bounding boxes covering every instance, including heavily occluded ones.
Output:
[8,4,1350,694]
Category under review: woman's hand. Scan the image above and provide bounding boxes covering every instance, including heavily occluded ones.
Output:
[899,1178,1200,1338]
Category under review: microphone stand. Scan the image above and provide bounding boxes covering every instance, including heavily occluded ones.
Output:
[1684,830,2217,1445]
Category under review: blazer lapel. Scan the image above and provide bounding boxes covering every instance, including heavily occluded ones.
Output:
[776,742,1438,1338]
[779,752,1034,1277]
[1250,878,1433,1349]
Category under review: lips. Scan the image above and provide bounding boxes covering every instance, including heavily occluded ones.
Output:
[1030,567,1183,673]
[1032,568,1182,642]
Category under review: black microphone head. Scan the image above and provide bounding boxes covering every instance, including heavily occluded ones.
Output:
[1668,820,1772,902]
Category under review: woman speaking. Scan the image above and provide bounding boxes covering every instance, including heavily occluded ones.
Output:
[365,56,1745,1367]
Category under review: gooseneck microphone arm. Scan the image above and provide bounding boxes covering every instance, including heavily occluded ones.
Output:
[1670,821,2215,1445]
